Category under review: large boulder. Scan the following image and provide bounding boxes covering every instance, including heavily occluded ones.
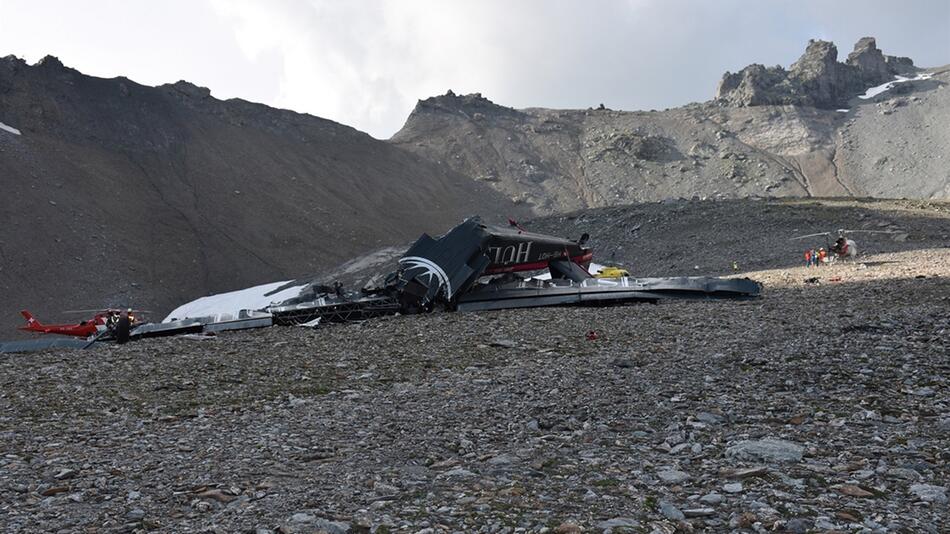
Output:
[725,438,804,463]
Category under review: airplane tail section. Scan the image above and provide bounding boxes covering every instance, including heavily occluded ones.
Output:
[19,310,41,329]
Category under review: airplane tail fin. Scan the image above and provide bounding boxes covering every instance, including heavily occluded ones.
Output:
[19,310,41,329]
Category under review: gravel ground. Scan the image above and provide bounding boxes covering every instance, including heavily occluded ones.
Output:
[1,248,948,533]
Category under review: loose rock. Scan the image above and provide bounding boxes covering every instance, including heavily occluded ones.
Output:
[725,438,804,463]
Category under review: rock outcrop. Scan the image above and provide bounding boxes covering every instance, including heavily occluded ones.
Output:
[716,37,916,108]
[411,89,523,119]
[847,37,892,84]
[715,64,793,107]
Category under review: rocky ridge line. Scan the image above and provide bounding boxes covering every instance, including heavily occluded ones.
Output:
[716,37,916,108]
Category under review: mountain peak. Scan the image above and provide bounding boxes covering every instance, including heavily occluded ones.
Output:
[162,80,212,99]
[790,39,838,75]
[35,54,66,69]
[412,90,521,119]
[717,36,917,108]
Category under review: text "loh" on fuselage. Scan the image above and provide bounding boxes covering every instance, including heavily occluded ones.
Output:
[488,242,532,265]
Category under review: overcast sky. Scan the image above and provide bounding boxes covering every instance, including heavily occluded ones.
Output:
[1,0,948,139]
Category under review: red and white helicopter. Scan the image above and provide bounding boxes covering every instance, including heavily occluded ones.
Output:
[18,308,146,343]
[791,229,896,260]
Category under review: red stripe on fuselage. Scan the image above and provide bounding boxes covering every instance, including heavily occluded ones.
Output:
[483,252,593,274]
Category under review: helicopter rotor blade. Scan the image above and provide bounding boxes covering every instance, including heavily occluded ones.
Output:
[114,306,153,314]
[791,228,899,241]
[63,308,153,315]
[790,232,831,240]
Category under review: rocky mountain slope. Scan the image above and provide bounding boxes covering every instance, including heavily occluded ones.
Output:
[0,55,526,331]
[2,200,948,532]
[391,38,949,214]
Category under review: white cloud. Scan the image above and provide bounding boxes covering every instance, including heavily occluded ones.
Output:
[210,0,520,137]
[1,0,947,139]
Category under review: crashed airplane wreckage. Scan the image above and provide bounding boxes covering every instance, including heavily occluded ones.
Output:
[1,218,760,352]
[270,217,758,324]
[145,217,760,336]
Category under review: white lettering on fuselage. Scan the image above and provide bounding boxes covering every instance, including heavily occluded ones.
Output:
[487,242,532,265]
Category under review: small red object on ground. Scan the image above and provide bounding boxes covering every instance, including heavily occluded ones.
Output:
[585,330,598,341]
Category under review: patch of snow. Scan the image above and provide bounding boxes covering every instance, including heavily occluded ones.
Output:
[859,73,932,100]
[0,121,22,135]
[163,280,307,322]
